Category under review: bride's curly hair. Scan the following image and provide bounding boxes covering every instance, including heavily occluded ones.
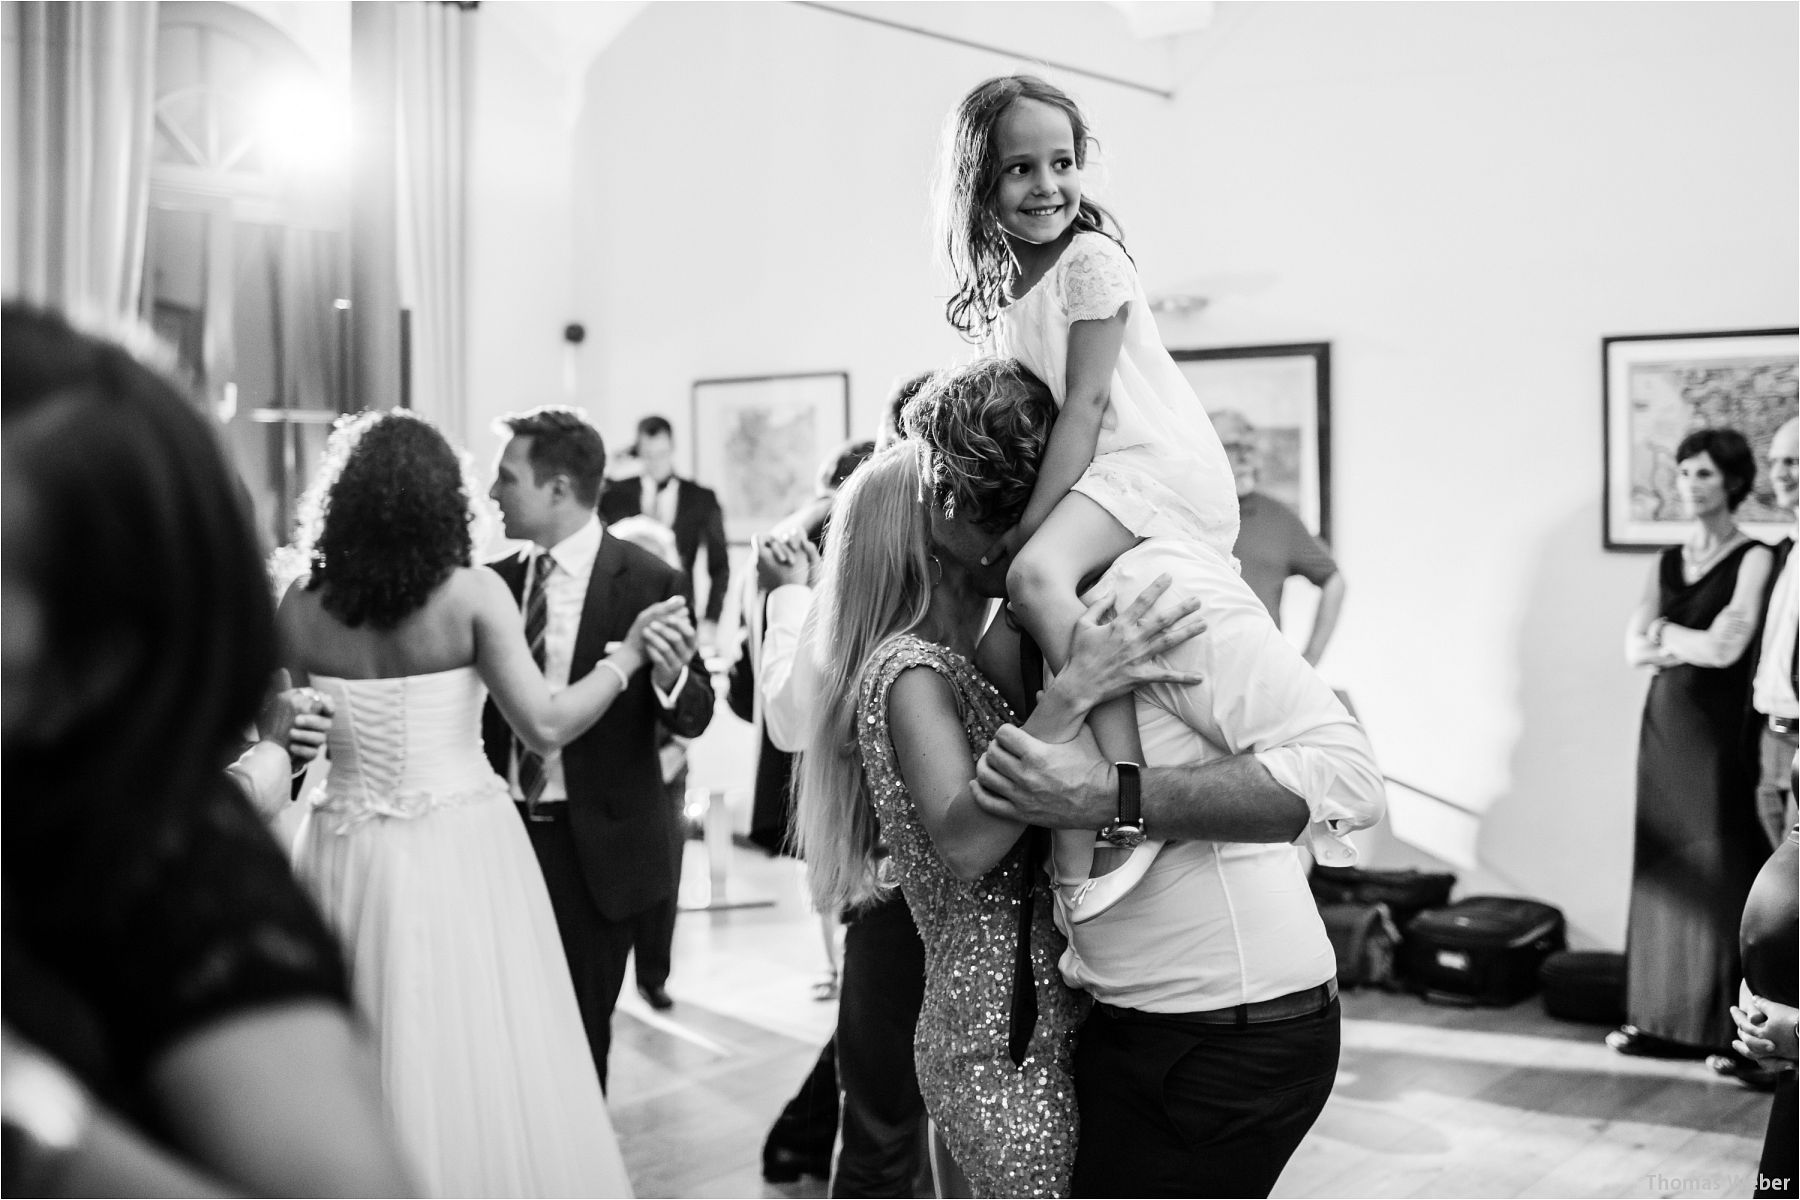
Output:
[292,409,479,630]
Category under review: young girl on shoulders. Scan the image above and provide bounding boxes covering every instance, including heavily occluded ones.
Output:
[935,74,1241,921]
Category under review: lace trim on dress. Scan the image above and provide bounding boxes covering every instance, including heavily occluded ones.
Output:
[313,775,512,836]
[1059,233,1136,324]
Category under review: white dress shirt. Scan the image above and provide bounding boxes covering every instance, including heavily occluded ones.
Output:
[1056,537,1386,1013]
[639,473,679,528]
[760,583,821,753]
[508,515,604,803]
[1754,543,1798,721]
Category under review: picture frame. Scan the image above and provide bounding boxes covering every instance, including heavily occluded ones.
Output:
[1602,329,1798,551]
[1171,342,1333,543]
[691,371,852,544]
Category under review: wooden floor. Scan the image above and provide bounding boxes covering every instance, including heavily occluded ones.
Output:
[604,841,1774,1200]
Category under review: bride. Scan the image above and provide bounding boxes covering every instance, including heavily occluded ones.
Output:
[277,409,669,1197]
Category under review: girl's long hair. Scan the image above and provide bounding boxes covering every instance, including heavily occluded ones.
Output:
[935,74,1124,342]
[793,443,938,913]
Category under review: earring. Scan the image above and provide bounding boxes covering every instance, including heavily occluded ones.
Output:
[929,554,943,586]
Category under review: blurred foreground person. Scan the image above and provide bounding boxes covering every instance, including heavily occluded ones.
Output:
[0,304,414,1196]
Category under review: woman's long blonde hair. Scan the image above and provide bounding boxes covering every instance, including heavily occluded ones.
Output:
[794,442,939,913]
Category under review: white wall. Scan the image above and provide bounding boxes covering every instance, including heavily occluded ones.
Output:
[462,4,581,474]
[548,0,1796,945]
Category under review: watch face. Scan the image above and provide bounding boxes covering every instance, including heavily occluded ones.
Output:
[1103,823,1146,849]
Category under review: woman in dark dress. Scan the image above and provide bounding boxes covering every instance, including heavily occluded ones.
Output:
[1613,428,1774,1059]
[1,305,414,1194]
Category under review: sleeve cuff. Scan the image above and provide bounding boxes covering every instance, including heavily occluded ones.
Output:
[1254,744,1383,867]
[654,666,691,708]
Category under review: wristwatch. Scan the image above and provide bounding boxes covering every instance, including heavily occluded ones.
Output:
[1099,761,1146,848]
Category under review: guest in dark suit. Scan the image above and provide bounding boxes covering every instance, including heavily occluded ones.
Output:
[600,414,731,638]
[482,407,715,1091]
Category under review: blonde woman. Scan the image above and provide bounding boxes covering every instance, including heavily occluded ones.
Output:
[795,440,1203,1197]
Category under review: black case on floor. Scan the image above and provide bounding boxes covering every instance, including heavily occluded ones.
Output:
[1308,866,1457,929]
[1402,896,1567,1006]
[1537,949,1626,1025]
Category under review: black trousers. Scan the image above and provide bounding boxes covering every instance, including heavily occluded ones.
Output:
[631,771,688,991]
[1070,998,1341,1199]
[522,809,637,1093]
[832,891,927,1198]
[765,891,927,1197]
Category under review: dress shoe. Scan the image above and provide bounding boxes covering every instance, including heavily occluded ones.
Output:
[637,984,674,1011]
[1606,1025,1709,1060]
[761,1141,831,1183]
[1706,1053,1781,1091]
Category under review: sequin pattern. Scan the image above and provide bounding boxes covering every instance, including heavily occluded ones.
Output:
[858,635,1086,1198]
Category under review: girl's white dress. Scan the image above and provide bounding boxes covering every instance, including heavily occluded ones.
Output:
[992,230,1240,564]
[293,666,633,1199]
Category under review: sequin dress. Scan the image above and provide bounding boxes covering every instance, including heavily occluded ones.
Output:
[858,635,1085,1198]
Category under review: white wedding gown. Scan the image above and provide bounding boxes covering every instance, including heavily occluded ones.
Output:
[292,666,632,1199]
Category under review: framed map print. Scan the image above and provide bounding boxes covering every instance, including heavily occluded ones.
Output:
[691,371,851,544]
[1602,329,1798,550]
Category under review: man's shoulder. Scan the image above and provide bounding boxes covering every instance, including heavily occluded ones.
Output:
[679,476,721,507]
[607,532,681,586]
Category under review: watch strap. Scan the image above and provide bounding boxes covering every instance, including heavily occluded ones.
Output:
[1115,761,1142,829]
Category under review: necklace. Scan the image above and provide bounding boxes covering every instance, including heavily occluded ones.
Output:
[1682,527,1746,579]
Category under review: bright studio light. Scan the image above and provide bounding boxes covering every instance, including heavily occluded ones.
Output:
[256,79,348,175]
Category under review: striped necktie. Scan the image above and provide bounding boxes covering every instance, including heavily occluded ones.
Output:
[517,552,555,817]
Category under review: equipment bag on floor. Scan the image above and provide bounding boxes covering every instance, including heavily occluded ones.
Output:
[1402,896,1566,1006]
[1318,901,1403,990]
[1308,866,1457,929]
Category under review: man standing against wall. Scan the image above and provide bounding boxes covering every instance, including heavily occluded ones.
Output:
[1750,415,1799,848]
[601,415,731,648]
[1212,409,1346,666]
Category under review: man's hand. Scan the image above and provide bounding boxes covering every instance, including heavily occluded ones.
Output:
[644,613,698,692]
[972,723,1113,829]
[259,683,335,766]
[755,531,821,592]
[623,596,689,669]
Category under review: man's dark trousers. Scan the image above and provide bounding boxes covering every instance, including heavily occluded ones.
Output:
[1070,999,1340,1198]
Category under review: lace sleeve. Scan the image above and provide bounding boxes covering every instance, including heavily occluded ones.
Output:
[62,780,351,1078]
[1058,233,1137,323]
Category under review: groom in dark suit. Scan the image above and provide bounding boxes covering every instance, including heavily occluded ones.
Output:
[482,406,715,1092]
[599,414,731,639]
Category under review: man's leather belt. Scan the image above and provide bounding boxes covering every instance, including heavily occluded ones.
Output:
[1096,979,1339,1028]
[516,800,567,823]
[1771,715,1799,736]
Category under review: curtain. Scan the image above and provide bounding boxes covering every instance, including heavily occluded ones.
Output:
[6,1,157,324]
[395,0,471,441]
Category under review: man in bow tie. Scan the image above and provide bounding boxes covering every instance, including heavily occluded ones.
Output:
[601,415,731,649]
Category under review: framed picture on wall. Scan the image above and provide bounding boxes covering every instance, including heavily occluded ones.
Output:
[1171,342,1333,543]
[1602,328,1798,550]
[691,371,851,544]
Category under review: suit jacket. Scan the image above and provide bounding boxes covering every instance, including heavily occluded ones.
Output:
[481,531,715,921]
[600,475,731,623]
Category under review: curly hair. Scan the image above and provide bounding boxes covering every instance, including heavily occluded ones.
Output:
[904,358,1056,531]
[935,74,1124,342]
[297,409,475,629]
